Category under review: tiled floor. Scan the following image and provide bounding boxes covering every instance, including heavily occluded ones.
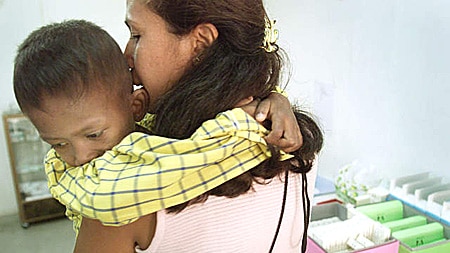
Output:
[0,214,75,252]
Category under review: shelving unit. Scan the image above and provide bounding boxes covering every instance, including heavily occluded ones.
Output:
[3,113,65,228]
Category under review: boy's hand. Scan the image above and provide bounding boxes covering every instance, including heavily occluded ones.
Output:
[239,93,303,153]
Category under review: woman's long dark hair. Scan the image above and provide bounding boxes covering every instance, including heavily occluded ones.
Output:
[145,0,323,213]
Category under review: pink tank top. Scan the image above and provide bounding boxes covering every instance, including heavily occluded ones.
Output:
[136,165,317,253]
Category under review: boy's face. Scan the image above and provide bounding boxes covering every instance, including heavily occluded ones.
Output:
[25,88,140,167]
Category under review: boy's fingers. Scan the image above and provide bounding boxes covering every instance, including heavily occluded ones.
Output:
[265,119,303,153]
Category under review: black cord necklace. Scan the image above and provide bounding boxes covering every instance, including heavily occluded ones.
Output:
[268,170,310,253]
[269,170,289,252]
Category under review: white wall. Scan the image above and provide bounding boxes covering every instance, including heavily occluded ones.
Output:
[265,0,450,181]
[1,0,449,215]
[0,0,126,216]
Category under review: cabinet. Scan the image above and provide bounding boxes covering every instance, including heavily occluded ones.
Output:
[2,113,65,227]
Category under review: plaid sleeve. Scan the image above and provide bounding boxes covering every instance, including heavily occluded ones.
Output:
[45,108,292,232]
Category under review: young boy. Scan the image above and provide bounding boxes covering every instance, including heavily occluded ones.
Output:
[13,20,293,234]
[14,19,150,168]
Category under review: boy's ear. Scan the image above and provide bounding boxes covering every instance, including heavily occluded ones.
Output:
[131,88,149,122]
[190,23,218,57]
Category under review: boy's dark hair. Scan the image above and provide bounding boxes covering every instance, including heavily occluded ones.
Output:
[14,19,131,112]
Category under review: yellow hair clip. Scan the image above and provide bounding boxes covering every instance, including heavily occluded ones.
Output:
[261,18,279,53]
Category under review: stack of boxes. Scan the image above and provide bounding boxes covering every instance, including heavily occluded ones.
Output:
[307,203,398,253]
[308,172,450,252]
[355,200,450,253]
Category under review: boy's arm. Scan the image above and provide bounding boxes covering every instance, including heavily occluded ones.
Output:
[240,92,303,153]
[74,214,156,253]
[46,109,285,228]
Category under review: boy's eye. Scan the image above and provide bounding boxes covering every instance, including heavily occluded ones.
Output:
[86,131,103,139]
[51,142,68,149]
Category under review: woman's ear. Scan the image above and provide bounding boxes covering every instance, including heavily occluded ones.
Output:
[191,23,218,56]
[131,88,150,122]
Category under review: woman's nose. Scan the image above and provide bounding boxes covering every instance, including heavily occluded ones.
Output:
[124,41,141,85]
[124,40,135,70]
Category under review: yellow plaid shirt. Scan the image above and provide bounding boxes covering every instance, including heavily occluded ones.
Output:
[45,108,292,233]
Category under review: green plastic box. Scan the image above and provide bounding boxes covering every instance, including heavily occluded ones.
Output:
[392,222,444,248]
[383,215,427,232]
[356,200,404,223]
[397,205,450,253]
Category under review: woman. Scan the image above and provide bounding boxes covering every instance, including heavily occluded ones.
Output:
[74,0,323,252]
